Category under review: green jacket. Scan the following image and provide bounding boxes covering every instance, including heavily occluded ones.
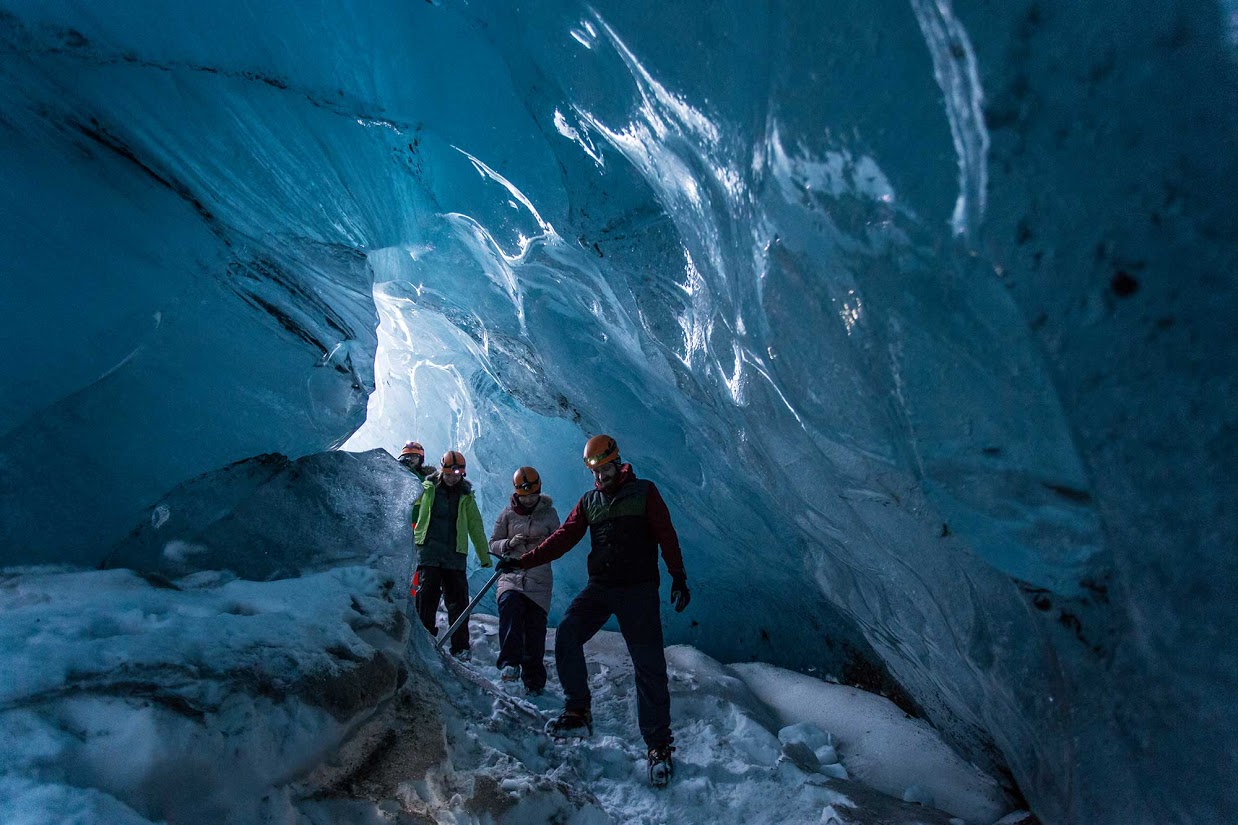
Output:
[413,478,492,567]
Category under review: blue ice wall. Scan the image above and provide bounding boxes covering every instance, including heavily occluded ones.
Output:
[1,2,1235,823]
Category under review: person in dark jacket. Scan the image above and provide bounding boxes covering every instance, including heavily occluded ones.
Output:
[488,466,559,694]
[413,450,492,660]
[398,441,433,481]
[402,440,434,599]
[497,434,690,785]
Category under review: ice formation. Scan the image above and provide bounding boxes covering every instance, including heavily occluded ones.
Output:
[1,1,1234,822]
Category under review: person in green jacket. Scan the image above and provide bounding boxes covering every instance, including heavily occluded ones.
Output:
[412,450,492,660]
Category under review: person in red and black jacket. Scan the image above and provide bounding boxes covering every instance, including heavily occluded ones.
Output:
[496,434,690,785]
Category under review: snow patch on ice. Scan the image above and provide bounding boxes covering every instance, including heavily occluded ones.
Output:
[161,539,207,563]
[731,661,1009,824]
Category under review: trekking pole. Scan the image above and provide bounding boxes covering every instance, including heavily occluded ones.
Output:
[434,558,508,652]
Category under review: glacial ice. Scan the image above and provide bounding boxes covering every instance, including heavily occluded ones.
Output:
[1,1,1235,823]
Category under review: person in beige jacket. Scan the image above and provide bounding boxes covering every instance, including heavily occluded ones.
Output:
[488,466,559,694]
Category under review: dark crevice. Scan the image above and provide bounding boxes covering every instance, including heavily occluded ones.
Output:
[68,117,220,232]
[0,14,411,132]
[1041,482,1093,504]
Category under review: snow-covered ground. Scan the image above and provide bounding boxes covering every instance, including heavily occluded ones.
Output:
[0,563,1024,824]
[427,614,1014,825]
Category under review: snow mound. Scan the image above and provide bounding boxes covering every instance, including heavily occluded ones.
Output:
[731,662,1010,824]
[0,565,413,823]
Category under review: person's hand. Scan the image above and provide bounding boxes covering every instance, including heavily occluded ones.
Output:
[669,574,690,612]
[508,534,528,550]
[495,556,522,574]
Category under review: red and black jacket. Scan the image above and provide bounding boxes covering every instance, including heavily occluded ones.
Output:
[519,464,686,586]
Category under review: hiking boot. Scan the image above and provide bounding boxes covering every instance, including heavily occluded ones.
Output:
[452,649,471,663]
[647,744,675,787]
[499,665,521,682]
[545,707,592,737]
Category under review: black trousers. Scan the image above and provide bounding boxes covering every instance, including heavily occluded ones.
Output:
[497,590,549,691]
[554,580,671,748]
[414,565,470,654]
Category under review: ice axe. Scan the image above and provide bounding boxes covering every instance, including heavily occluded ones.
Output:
[434,556,511,652]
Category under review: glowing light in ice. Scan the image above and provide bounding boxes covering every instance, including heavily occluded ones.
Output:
[554,109,605,166]
[909,0,989,238]
[767,121,897,204]
[455,146,558,246]
[839,290,863,335]
[570,18,599,49]
[676,249,710,367]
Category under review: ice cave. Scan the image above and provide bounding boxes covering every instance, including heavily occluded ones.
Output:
[0,1,1234,823]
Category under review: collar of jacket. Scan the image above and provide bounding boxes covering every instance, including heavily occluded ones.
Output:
[510,492,534,515]
[429,474,472,495]
[510,493,555,515]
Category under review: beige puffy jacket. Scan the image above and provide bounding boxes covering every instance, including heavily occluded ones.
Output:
[488,495,559,613]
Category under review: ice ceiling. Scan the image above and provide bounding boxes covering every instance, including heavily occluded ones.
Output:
[1,1,1235,822]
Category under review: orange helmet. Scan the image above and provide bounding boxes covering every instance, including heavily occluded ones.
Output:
[513,466,542,494]
[440,450,466,474]
[400,441,425,459]
[583,434,619,468]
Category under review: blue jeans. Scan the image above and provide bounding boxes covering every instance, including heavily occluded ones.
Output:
[497,590,548,691]
[555,581,671,748]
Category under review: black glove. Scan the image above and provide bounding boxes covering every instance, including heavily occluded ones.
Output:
[669,574,690,612]
[495,556,523,574]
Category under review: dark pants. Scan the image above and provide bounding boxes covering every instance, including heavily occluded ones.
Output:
[414,565,470,654]
[497,591,549,691]
[555,581,671,748]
